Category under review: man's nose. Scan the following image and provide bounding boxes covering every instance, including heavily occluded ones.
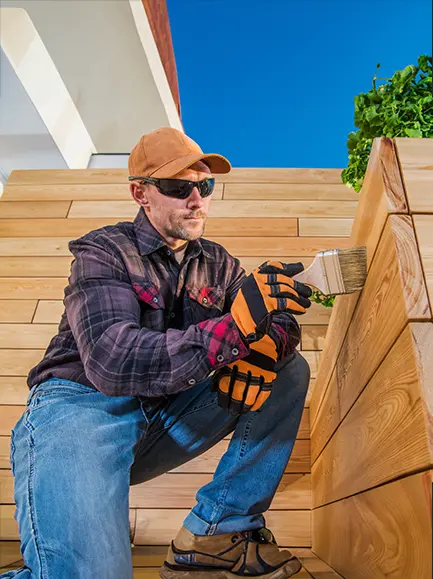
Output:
[187,186,204,206]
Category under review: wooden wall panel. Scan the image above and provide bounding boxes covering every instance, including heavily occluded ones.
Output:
[312,323,433,507]
[310,138,408,428]
[0,164,354,558]
[312,471,432,579]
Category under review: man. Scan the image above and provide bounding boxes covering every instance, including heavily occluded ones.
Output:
[3,128,312,579]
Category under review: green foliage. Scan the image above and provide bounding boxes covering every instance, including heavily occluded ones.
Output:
[311,289,335,308]
[342,54,432,193]
[310,55,432,309]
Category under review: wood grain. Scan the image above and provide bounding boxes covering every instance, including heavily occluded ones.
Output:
[312,470,433,579]
[133,508,311,547]
[338,215,430,422]
[0,216,297,238]
[0,324,58,349]
[0,378,29,405]
[313,323,433,507]
[301,326,328,351]
[0,202,70,219]
[310,138,408,429]
[310,366,339,466]
[0,350,44,377]
[224,183,358,201]
[413,215,433,311]
[1,183,223,202]
[298,219,353,238]
[67,200,358,220]
[0,300,37,323]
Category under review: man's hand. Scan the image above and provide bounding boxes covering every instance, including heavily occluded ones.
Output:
[230,260,312,344]
[211,334,278,414]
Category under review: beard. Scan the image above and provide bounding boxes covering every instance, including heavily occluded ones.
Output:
[163,212,206,241]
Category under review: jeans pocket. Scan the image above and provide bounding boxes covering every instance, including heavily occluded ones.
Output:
[10,429,16,476]
[26,380,97,413]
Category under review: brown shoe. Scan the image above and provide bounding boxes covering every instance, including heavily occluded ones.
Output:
[159,526,302,578]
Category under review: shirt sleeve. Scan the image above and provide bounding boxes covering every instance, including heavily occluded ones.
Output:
[64,237,249,398]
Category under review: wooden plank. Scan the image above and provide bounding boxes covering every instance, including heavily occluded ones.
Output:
[0,541,22,567]
[0,407,23,436]
[224,183,358,201]
[1,470,311,509]
[310,366,339,466]
[338,215,430,422]
[68,200,359,220]
[215,168,344,184]
[0,236,352,258]
[301,326,328,351]
[298,351,320,380]
[0,324,58,349]
[33,300,65,323]
[310,137,407,429]
[413,215,433,311]
[0,377,29,405]
[0,437,11,469]
[0,216,297,238]
[0,301,37,323]
[132,567,311,578]
[401,170,433,213]
[0,201,71,219]
[0,238,71,256]
[1,182,223,202]
[6,169,131,185]
[312,323,433,507]
[298,552,343,578]
[299,219,353,237]
[0,257,72,277]
[0,279,67,300]
[395,137,433,170]
[0,349,44,376]
[133,508,311,547]
[171,439,311,474]
[312,470,432,579]
[305,379,314,407]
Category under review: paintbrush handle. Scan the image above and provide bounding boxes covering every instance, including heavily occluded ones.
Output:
[292,256,326,293]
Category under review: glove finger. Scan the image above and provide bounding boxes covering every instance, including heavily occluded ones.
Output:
[273,293,312,310]
[250,388,271,411]
[259,261,305,278]
[271,277,313,299]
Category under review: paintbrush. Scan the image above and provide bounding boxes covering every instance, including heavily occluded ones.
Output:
[292,246,367,296]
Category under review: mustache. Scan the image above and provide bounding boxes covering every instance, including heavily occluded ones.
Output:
[184,212,206,219]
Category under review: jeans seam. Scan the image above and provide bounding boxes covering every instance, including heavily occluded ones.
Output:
[147,400,216,438]
[24,413,48,578]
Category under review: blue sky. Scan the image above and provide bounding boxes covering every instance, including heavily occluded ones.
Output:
[167,0,432,169]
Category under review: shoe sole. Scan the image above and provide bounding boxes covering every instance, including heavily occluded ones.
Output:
[159,558,303,578]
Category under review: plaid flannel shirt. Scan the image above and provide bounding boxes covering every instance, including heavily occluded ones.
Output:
[27,206,300,399]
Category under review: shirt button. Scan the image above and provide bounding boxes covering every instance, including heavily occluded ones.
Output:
[202,297,208,304]
[217,354,224,363]
[153,297,158,303]
[170,312,175,318]
[231,348,239,356]
[167,250,171,255]
[188,378,196,385]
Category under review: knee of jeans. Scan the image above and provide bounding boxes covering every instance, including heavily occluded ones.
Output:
[274,352,310,396]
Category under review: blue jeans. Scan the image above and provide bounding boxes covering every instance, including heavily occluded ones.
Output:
[2,351,310,579]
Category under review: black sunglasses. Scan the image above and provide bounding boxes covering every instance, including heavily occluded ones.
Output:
[128,176,215,199]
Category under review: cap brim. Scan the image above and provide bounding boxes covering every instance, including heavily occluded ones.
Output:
[150,153,231,178]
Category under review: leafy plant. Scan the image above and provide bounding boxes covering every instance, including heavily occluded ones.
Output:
[311,54,432,309]
[342,54,432,192]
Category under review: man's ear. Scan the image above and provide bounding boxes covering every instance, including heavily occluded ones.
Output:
[130,182,150,208]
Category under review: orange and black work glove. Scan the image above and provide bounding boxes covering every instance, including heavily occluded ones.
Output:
[211,333,278,414]
[230,261,313,346]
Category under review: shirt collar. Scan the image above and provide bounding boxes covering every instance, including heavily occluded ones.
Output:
[132,206,213,260]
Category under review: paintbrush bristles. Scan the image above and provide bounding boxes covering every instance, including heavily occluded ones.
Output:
[337,246,367,292]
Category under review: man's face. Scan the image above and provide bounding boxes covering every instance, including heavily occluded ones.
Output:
[130,161,213,245]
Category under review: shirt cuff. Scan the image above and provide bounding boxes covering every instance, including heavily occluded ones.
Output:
[197,313,250,370]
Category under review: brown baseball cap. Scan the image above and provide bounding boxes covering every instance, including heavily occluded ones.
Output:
[128,127,231,179]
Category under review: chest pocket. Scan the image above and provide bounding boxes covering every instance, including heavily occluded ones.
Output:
[132,281,165,327]
[186,285,225,322]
